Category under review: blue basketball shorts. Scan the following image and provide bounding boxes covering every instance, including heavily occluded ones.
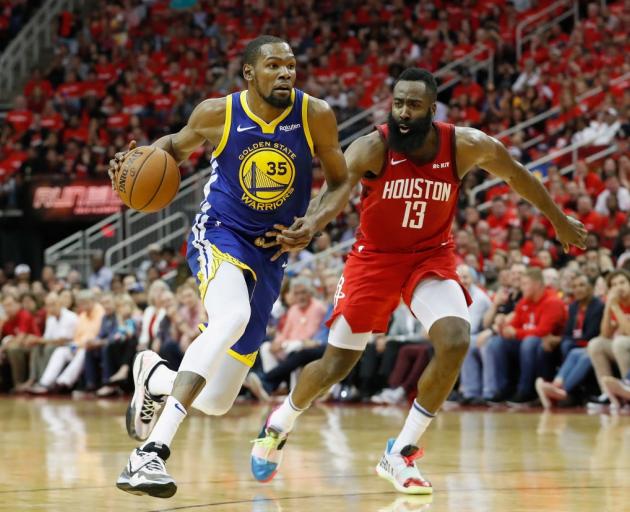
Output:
[186,222,285,367]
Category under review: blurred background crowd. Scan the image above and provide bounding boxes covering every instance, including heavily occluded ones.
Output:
[1,0,630,411]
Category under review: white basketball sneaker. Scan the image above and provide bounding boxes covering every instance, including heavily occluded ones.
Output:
[116,442,176,498]
[126,350,166,441]
[376,438,433,495]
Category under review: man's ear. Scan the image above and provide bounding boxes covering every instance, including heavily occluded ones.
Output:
[243,64,254,81]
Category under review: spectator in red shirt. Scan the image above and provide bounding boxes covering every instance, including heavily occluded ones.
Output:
[0,294,41,390]
[486,267,567,404]
[576,194,605,235]
[486,196,517,236]
[6,95,33,135]
[452,69,484,107]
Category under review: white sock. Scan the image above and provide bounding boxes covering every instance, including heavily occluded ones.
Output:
[147,363,175,396]
[268,393,306,433]
[144,396,187,448]
[391,400,435,453]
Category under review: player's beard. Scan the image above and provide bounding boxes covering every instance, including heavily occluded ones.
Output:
[387,111,433,154]
[264,91,293,109]
[256,80,293,109]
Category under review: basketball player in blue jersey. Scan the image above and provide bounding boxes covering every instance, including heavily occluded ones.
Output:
[109,35,350,498]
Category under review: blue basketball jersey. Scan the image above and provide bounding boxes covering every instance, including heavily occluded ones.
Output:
[194,88,315,238]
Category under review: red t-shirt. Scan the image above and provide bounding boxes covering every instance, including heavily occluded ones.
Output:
[1,309,41,337]
[510,288,567,340]
[6,110,33,133]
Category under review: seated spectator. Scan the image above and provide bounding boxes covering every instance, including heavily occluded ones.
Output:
[587,269,630,407]
[485,267,567,404]
[87,251,114,291]
[351,301,423,402]
[258,277,326,373]
[0,293,41,390]
[83,293,118,392]
[156,290,186,370]
[535,274,604,408]
[23,292,78,391]
[595,175,630,215]
[601,370,630,411]
[457,265,493,404]
[258,274,338,396]
[96,294,138,396]
[138,280,169,351]
[31,290,105,393]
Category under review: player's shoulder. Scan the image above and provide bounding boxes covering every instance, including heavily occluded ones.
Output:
[345,130,387,175]
[454,126,492,148]
[351,130,386,154]
[188,96,228,130]
[306,95,335,119]
[454,126,500,162]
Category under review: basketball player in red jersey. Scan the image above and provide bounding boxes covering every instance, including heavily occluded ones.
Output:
[251,68,587,493]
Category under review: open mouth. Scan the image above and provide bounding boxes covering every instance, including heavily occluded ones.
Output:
[399,124,410,134]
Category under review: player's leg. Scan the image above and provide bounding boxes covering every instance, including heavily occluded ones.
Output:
[125,346,249,441]
[250,316,370,482]
[376,278,470,495]
[117,261,251,498]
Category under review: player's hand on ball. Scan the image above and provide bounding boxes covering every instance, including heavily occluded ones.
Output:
[555,215,587,253]
[108,140,137,190]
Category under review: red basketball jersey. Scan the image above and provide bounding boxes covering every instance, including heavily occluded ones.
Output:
[356,122,460,252]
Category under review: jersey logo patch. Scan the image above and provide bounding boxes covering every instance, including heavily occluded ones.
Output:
[237,124,256,132]
[333,276,346,307]
[279,123,301,132]
[391,158,407,166]
[238,143,296,211]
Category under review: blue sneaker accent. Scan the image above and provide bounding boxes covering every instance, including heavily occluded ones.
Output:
[250,457,278,482]
[250,419,287,483]
[385,438,396,454]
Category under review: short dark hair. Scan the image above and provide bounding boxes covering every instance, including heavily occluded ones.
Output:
[394,67,438,101]
[243,35,287,66]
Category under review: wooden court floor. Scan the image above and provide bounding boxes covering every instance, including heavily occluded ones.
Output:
[1,397,629,512]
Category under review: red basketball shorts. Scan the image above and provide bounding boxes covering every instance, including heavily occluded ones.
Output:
[327,243,472,334]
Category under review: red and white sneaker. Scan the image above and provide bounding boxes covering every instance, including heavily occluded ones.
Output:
[376,438,433,495]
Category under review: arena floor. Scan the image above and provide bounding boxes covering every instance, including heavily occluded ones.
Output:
[1,397,629,512]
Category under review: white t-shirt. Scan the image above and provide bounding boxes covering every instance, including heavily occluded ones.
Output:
[468,284,492,335]
[43,308,79,341]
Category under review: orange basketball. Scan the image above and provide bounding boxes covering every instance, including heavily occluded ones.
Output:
[115,146,180,212]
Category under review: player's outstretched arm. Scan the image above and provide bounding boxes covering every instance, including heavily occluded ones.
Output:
[458,127,587,252]
[107,98,226,186]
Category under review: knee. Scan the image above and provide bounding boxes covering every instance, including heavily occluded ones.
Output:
[587,337,606,357]
[521,336,541,351]
[194,393,233,416]
[213,303,251,340]
[430,319,470,361]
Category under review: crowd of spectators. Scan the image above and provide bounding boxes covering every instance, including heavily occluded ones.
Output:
[0,0,43,52]
[2,226,630,413]
[1,0,628,207]
[0,1,630,411]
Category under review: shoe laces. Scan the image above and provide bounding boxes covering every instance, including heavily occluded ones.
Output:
[142,451,166,473]
[140,393,160,423]
[251,429,285,458]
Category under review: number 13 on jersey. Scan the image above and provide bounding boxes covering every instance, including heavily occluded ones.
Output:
[402,200,427,229]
